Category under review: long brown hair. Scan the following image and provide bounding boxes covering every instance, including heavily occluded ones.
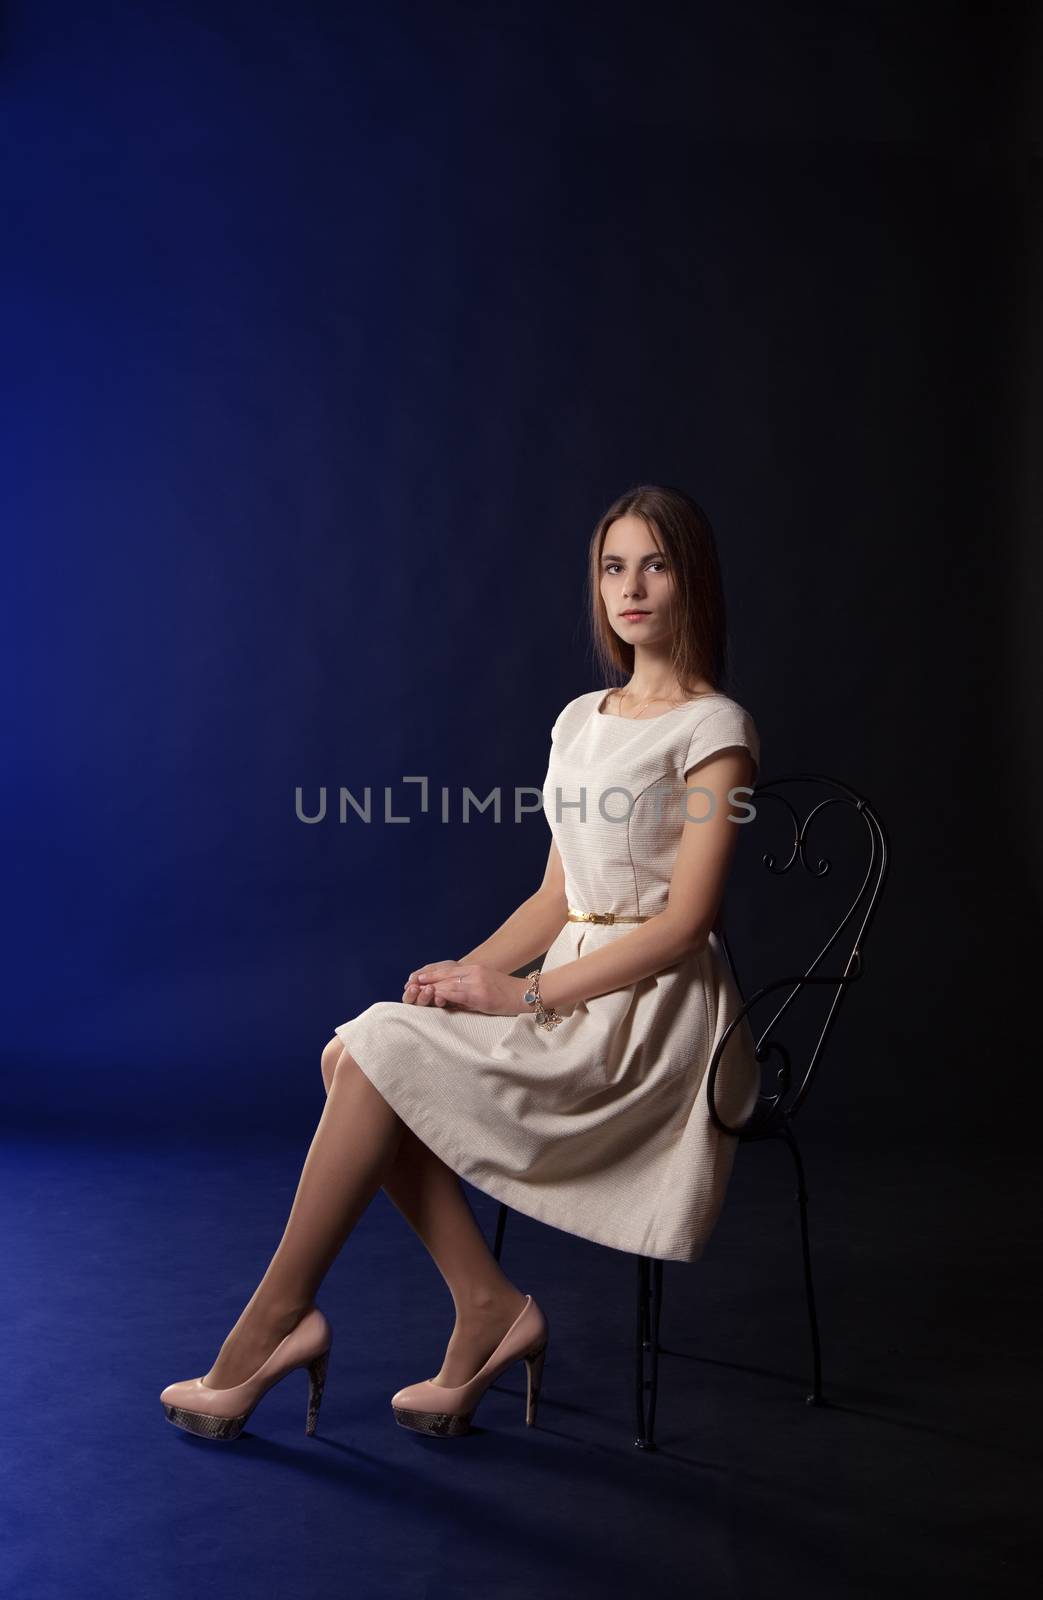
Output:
[587,484,730,695]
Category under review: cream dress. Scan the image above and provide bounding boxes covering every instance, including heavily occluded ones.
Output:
[334,688,762,1263]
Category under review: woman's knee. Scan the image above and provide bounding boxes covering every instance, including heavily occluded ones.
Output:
[320,1035,344,1091]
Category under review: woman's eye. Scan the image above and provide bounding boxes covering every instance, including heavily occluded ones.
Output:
[604,560,667,574]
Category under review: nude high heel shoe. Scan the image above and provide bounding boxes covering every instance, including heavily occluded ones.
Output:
[390,1293,548,1437]
[159,1305,332,1441]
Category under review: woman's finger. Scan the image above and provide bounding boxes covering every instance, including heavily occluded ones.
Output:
[409,959,461,985]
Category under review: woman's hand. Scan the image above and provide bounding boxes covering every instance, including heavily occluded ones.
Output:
[403,960,459,1006]
[406,961,529,1017]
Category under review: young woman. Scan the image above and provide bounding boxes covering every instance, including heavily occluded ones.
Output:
[159,483,763,1442]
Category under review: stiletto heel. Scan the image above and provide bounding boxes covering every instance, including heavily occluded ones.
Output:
[160,1305,332,1442]
[305,1347,330,1436]
[390,1293,549,1438]
[523,1341,547,1427]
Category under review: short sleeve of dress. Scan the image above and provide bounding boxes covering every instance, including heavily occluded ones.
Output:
[551,695,581,745]
[683,703,760,784]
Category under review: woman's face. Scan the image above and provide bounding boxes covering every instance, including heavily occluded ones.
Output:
[599,515,676,646]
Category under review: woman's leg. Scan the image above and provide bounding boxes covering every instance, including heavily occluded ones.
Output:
[202,1045,405,1389]
[321,1038,528,1387]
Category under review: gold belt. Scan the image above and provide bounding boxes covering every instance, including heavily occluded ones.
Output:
[566,904,649,925]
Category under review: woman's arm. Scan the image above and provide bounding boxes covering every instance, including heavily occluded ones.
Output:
[536,749,755,1014]
[456,838,570,973]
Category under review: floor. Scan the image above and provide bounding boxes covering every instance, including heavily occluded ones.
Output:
[3,1111,1039,1600]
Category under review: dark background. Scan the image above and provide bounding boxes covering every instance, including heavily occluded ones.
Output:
[3,4,1041,1597]
[3,0,1040,1144]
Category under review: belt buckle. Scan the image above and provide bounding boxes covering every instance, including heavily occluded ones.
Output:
[593,911,614,924]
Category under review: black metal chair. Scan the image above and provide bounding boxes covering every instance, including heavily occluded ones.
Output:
[491,772,891,1449]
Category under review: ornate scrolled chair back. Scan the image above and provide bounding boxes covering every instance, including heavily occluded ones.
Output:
[708,773,891,1142]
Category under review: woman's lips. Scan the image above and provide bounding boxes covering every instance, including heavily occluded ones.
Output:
[620,611,650,620]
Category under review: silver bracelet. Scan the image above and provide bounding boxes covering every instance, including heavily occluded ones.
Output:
[522,968,563,1030]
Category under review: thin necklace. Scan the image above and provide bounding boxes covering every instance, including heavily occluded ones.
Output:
[616,685,690,718]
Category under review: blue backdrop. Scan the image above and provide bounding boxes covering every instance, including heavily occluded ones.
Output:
[2,0,1036,1147]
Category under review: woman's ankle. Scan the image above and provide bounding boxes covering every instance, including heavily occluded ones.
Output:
[238,1293,312,1334]
[453,1283,526,1322]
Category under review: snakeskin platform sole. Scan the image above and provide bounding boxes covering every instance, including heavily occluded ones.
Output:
[161,1403,251,1441]
[391,1405,476,1437]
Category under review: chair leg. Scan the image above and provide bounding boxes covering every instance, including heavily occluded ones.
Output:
[495,1204,670,1446]
[492,1200,508,1263]
[779,1124,824,1405]
[634,1255,663,1449]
